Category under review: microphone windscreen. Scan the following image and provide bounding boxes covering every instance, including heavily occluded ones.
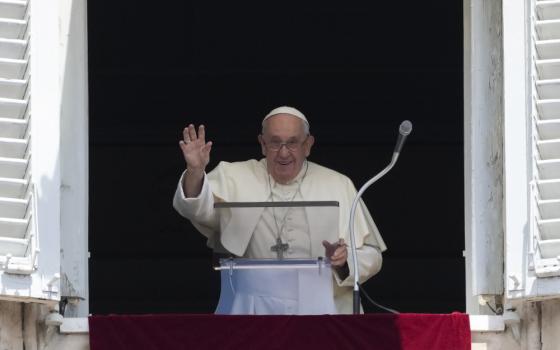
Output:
[399,120,413,136]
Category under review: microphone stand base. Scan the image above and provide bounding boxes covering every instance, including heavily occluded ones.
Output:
[353,289,360,314]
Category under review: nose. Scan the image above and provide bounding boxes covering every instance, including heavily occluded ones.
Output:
[277,144,291,157]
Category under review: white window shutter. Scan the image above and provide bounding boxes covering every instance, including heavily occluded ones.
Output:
[533,1,560,278]
[0,0,34,274]
[0,0,61,303]
[503,0,560,301]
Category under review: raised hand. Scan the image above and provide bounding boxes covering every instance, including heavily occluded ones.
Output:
[179,124,212,172]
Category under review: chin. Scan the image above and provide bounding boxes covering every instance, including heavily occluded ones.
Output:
[272,169,296,183]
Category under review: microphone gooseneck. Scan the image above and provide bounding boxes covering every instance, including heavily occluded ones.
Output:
[348,120,412,314]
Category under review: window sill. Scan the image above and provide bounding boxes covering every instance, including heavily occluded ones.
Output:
[60,317,89,334]
[469,315,505,332]
[60,315,506,334]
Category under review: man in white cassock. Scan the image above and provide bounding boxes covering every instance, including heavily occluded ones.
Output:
[173,106,387,314]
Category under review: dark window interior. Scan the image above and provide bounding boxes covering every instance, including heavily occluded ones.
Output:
[89,1,464,314]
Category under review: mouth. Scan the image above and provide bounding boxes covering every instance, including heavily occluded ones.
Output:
[276,160,293,166]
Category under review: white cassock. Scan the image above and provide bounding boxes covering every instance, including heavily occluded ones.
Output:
[173,159,387,314]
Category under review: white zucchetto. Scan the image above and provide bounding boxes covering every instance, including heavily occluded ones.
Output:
[262,106,309,128]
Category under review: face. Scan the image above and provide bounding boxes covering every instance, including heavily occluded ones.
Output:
[258,114,315,184]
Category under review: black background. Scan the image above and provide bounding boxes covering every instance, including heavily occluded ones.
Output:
[88,1,464,314]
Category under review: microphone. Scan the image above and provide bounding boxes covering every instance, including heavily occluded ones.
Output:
[348,120,412,314]
[393,120,413,156]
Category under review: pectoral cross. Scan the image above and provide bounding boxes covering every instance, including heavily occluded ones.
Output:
[271,237,289,259]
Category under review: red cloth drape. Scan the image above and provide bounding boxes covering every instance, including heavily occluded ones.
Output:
[89,313,470,350]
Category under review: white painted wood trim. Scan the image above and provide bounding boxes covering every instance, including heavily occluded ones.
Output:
[503,0,532,300]
[464,0,505,314]
[59,317,89,334]
[59,0,89,317]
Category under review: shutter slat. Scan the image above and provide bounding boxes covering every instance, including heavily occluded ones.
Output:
[0,236,28,256]
[0,78,27,99]
[539,219,560,239]
[0,18,25,40]
[538,239,560,258]
[537,99,560,119]
[537,20,560,40]
[537,59,560,79]
[0,58,26,79]
[0,157,26,178]
[0,97,27,118]
[537,1,560,21]
[536,39,560,59]
[0,38,26,59]
[0,117,26,138]
[0,196,27,218]
[0,217,27,238]
[0,1,26,20]
[537,159,560,179]
[537,139,560,159]
[538,198,560,220]
[537,119,560,139]
[0,137,26,158]
[537,79,560,98]
[538,179,560,199]
[0,177,25,198]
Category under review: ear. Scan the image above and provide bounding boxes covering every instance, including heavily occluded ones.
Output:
[304,135,315,157]
[258,134,267,157]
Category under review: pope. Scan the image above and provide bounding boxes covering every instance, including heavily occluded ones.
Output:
[173,106,387,314]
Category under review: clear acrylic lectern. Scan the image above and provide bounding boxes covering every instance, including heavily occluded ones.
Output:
[213,201,339,315]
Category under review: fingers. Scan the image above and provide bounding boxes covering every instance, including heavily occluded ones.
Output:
[332,246,347,260]
[202,141,212,153]
[198,125,206,143]
[323,240,348,264]
[179,140,187,151]
[188,124,197,142]
[180,126,212,152]
[329,245,348,266]
[183,127,190,143]
[331,256,346,266]
[182,124,208,144]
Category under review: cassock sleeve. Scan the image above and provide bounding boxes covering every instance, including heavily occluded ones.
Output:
[172,170,220,242]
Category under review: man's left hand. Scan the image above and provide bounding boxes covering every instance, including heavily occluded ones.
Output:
[322,239,348,267]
